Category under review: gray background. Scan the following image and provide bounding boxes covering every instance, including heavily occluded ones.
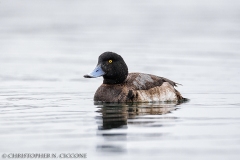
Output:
[0,0,240,160]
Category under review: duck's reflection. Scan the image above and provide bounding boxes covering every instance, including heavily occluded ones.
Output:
[95,102,184,153]
[95,102,178,130]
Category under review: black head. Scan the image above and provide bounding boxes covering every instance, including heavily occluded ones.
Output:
[84,52,128,84]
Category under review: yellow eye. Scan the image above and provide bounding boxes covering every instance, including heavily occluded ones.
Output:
[108,60,113,63]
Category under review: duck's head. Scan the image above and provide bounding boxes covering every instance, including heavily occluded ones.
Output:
[84,52,128,84]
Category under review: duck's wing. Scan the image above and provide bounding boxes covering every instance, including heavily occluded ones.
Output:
[159,77,181,87]
[126,73,179,90]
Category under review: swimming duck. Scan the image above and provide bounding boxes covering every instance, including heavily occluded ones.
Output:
[84,52,185,103]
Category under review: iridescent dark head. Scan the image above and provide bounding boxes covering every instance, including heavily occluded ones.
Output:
[84,52,128,84]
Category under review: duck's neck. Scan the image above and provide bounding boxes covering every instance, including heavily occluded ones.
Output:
[103,67,128,85]
[103,75,127,84]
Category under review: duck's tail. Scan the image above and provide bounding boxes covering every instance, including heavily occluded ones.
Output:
[175,89,189,103]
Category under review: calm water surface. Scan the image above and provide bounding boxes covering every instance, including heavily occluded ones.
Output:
[0,0,240,160]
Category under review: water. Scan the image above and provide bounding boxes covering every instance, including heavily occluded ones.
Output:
[1,0,240,159]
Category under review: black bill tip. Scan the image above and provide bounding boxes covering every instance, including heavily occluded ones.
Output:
[84,75,93,78]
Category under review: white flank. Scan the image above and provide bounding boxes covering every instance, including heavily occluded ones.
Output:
[136,82,177,102]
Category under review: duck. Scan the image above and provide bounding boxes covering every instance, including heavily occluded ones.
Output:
[84,52,186,103]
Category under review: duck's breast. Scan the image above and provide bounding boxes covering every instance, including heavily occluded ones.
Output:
[94,84,129,102]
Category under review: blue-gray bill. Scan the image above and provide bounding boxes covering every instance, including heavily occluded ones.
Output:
[84,65,105,78]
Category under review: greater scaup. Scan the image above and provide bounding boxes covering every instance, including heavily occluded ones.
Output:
[84,52,186,103]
